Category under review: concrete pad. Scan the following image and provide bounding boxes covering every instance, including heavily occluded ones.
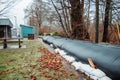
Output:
[0,45,26,49]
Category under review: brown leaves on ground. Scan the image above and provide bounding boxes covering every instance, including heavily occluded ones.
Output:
[30,75,36,80]
[37,47,62,70]
[37,47,78,80]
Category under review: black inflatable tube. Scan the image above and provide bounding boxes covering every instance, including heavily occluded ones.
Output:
[42,36,120,79]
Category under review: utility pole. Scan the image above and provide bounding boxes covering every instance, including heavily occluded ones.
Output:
[14,16,17,28]
[95,0,99,43]
[14,16,19,37]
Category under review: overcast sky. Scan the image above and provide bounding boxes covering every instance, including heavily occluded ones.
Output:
[8,0,32,28]
[12,0,32,26]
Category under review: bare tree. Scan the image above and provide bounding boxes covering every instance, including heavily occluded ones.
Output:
[70,0,87,40]
[95,0,99,43]
[87,0,91,28]
[50,0,71,37]
[50,0,90,39]
[34,0,42,29]
[25,0,51,34]
[0,0,21,15]
[59,0,71,36]
[102,0,111,42]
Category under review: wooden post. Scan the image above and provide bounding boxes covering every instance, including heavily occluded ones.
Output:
[87,58,96,68]
[18,38,21,48]
[116,21,120,40]
[3,39,7,49]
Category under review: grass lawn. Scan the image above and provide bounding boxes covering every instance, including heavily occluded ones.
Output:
[0,40,78,80]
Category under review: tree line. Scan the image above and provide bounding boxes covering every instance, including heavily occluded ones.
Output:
[25,0,120,44]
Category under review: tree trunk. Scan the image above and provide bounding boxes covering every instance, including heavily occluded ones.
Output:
[87,0,90,28]
[70,0,85,40]
[102,0,111,42]
[95,0,99,43]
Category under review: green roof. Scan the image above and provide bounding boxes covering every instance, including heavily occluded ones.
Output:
[0,18,13,27]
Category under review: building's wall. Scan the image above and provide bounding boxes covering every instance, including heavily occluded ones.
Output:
[0,26,4,38]
[11,28,17,38]
[21,26,33,38]
[7,27,11,38]
[0,25,11,38]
